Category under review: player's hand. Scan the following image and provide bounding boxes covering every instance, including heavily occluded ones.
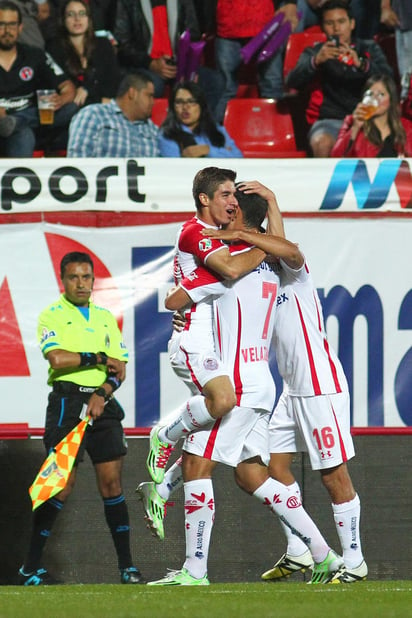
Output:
[86,392,106,420]
[201,228,245,242]
[172,311,186,332]
[236,180,275,202]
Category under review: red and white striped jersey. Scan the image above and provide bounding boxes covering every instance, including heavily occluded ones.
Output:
[274,259,348,396]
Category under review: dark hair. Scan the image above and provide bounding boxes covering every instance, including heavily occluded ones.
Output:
[59,0,95,77]
[60,252,94,278]
[117,71,153,97]
[362,74,406,150]
[0,0,22,23]
[235,188,268,230]
[192,167,237,210]
[320,0,352,20]
[161,81,225,149]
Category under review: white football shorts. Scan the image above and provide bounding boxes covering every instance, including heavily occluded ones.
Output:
[168,334,229,395]
[268,390,355,470]
[183,406,270,467]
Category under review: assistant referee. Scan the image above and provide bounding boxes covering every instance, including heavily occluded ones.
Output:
[18,251,145,585]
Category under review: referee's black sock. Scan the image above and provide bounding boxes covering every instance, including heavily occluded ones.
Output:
[23,497,64,573]
[103,494,133,570]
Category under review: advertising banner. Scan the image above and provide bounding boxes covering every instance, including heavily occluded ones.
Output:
[1,157,412,214]
[1,218,411,430]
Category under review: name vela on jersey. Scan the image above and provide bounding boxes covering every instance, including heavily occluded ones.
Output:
[241,346,269,362]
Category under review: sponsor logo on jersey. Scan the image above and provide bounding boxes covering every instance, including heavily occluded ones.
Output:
[40,328,56,344]
[198,238,212,252]
[19,66,34,81]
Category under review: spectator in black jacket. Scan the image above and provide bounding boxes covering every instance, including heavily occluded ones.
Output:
[0,0,76,156]
[114,0,200,97]
[46,0,120,107]
[286,0,393,157]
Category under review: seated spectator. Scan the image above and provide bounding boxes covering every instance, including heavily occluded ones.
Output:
[0,0,76,157]
[331,73,412,157]
[158,80,242,157]
[67,70,159,156]
[286,0,393,157]
[46,0,121,107]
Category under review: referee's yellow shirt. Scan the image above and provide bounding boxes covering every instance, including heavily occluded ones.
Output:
[37,294,128,386]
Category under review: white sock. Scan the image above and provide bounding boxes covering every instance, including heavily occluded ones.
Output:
[182,479,215,579]
[332,493,364,568]
[158,395,214,444]
[254,478,329,563]
[279,482,312,557]
[156,457,184,500]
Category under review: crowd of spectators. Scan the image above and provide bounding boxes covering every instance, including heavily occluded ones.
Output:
[0,0,410,158]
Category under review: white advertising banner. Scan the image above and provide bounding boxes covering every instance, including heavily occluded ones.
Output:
[1,157,412,214]
[1,217,411,430]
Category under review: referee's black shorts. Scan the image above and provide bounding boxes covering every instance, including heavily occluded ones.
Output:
[43,382,127,464]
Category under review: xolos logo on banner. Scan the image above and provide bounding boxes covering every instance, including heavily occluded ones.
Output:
[321,159,412,210]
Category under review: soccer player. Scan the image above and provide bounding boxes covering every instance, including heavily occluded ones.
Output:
[144,186,344,586]
[145,167,268,485]
[18,252,144,585]
[204,211,368,584]
[140,185,367,585]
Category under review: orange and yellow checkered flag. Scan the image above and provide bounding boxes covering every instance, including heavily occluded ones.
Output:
[29,417,89,510]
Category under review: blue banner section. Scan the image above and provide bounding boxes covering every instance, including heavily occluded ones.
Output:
[133,246,174,427]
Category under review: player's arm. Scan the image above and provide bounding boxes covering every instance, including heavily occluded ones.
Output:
[164,285,193,312]
[203,229,303,269]
[206,244,266,280]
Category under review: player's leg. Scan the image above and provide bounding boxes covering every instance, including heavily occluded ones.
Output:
[136,456,184,540]
[235,457,314,580]
[296,392,367,583]
[321,463,367,583]
[147,372,236,483]
[148,453,216,586]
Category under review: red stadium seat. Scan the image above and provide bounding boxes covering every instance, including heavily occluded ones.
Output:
[223,98,306,158]
[283,30,327,81]
[151,98,169,126]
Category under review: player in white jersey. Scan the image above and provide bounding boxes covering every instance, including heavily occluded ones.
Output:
[204,216,367,584]
[146,187,344,586]
[145,167,268,486]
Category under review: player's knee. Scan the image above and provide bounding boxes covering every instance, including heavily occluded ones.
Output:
[207,390,236,419]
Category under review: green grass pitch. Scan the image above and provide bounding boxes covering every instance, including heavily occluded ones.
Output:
[1,582,411,618]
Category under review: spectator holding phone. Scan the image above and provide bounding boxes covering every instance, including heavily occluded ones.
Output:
[286,0,393,157]
[331,73,412,157]
[158,80,242,157]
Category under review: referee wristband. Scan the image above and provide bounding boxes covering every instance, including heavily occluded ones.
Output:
[79,352,98,367]
[104,374,122,393]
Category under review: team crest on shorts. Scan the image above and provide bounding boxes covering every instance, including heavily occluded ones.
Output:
[19,66,34,81]
[204,357,218,371]
[198,238,212,252]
